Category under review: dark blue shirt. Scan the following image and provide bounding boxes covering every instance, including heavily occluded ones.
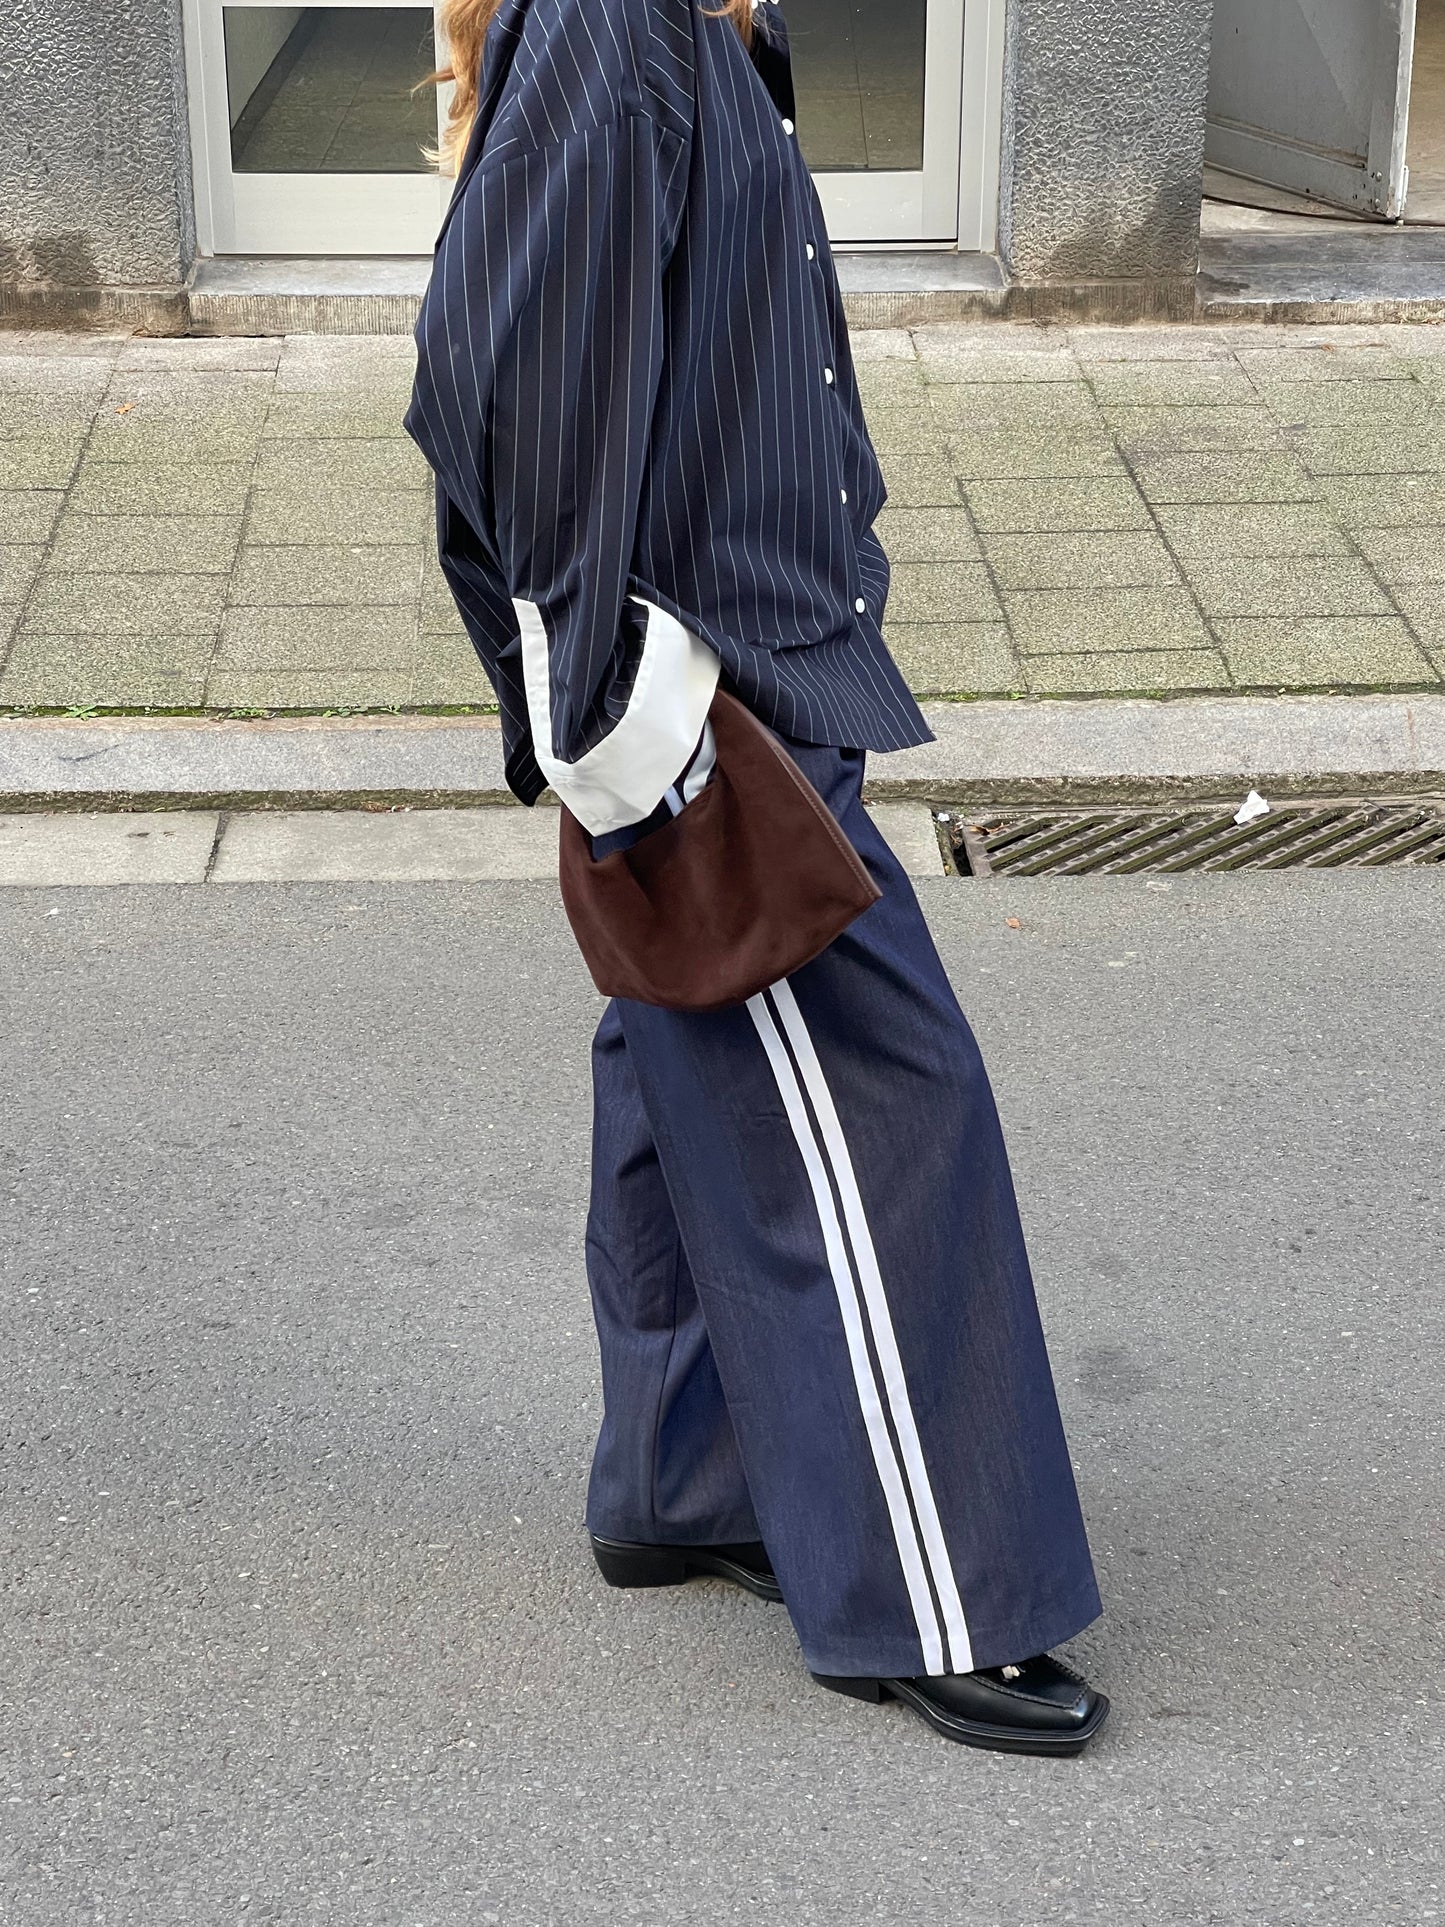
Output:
[405,0,931,826]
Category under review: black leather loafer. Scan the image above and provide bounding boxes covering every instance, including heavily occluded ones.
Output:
[813,1652,1109,1756]
[590,1533,783,1603]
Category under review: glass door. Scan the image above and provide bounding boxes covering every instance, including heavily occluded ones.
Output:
[184,0,975,253]
[184,0,450,253]
[788,0,966,242]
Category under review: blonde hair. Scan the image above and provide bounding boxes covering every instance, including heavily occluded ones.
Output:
[427,0,754,174]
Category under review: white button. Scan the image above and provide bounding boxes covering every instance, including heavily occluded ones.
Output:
[824,367,834,384]
[854,597,866,614]
[839,488,848,503]
[781,117,795,135]
[806,243,815,260]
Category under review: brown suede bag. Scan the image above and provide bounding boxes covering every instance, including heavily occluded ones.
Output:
[558,689,880,1011]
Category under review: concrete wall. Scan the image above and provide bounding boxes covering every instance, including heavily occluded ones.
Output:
[0,0,194,321]
[997,0,1214,298]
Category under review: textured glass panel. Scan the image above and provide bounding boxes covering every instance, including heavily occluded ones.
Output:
[224,7,437,174]
[785,0,926,172]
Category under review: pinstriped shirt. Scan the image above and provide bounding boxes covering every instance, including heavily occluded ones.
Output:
[405,0,932,825]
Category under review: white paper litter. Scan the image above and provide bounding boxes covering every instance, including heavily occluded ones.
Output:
[1234,790,1271,826]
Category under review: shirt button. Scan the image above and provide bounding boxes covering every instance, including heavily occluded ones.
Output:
[840,488,848,503]
[854,597,866,614]
[806,243,815,260]
[824,367,835,384]
[781,117,795,135]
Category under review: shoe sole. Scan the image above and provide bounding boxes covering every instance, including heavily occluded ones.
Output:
[590,1536,784,1604]
[812,1672,1111,1757]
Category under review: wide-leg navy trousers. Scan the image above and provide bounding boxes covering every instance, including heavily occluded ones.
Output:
[584,740,1101,1679]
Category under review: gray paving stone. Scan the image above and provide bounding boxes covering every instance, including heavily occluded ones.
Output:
[865,802,946,876]
[1391,587,1445,670]
[0,810,218,885]
[928,382,1105,431]
[209,807,558,883]
[0,355,112,395]
[1233,345,1414,382]
[872,506,981,562]
[22,572,225,636]
[864,396,947,450]
[1132,450,1320,504]
[1348,526,1445,585]
[246,484,430,546]
[411,633,497,704]
[881,621,1019,695]
[1187,555,1394,620]
[0,603,18,657]
[255,440,431,492]
[0,438,84,490]
[0,490,64,544]
[275,337,418,395]
[1317,473,1445,526]
[0,632,213,706]
[1154,502,1351,560]
[946,433,1125,482]
[853,359,927,397]
[1022,647,1231,694]
[1005,586,1213,654]
[67,460,255,518]
[203,670,414,710]
[885,561,1002,623]
[873,453,963,506]
[982,530,1181,592]
[1079,359,1257,406]
[262,394,416,440]
[104,370,276,407]
[961,476,1152,532]
[0,333,122,358]
[0,545,43,603]
[847,328,915,361]
[913,344,1083,384]
[1067,325,1263,361]
[116,339,283,372]
[1104,404,1281,454]
[420,566,466,634]
[1284,425,1445,475]
[1217,617,1435,688]
[1250,378,1430,426]
[48,514,243,575]
[230,544,424,607]
[214,605,418,673]
[1,396,105,435]
[86,406,268,465]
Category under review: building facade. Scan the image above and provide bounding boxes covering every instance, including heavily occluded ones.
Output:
[1,0,1214,330]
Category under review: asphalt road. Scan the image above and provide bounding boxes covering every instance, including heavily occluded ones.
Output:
[2,873,1442,1926]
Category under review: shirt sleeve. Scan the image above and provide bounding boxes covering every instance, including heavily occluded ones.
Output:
[413,112,717,836]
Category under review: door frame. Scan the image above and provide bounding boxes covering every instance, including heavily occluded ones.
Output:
[183,0,1006,255]
[1205,0,1417,219]
[182,0,450,255]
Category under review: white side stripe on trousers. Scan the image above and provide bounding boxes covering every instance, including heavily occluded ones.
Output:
[747,984,974,1676]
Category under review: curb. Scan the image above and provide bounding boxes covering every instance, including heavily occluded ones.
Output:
[3,697,1444,815]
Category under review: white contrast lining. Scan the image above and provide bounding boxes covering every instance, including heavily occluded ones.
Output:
[515,594,721,836]
[770,978,975,1674]
[746,988,947,1676]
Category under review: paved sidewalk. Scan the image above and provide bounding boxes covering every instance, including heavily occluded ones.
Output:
[3,320,1445,715]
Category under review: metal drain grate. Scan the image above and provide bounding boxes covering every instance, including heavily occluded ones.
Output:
[949,803,1445,876]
